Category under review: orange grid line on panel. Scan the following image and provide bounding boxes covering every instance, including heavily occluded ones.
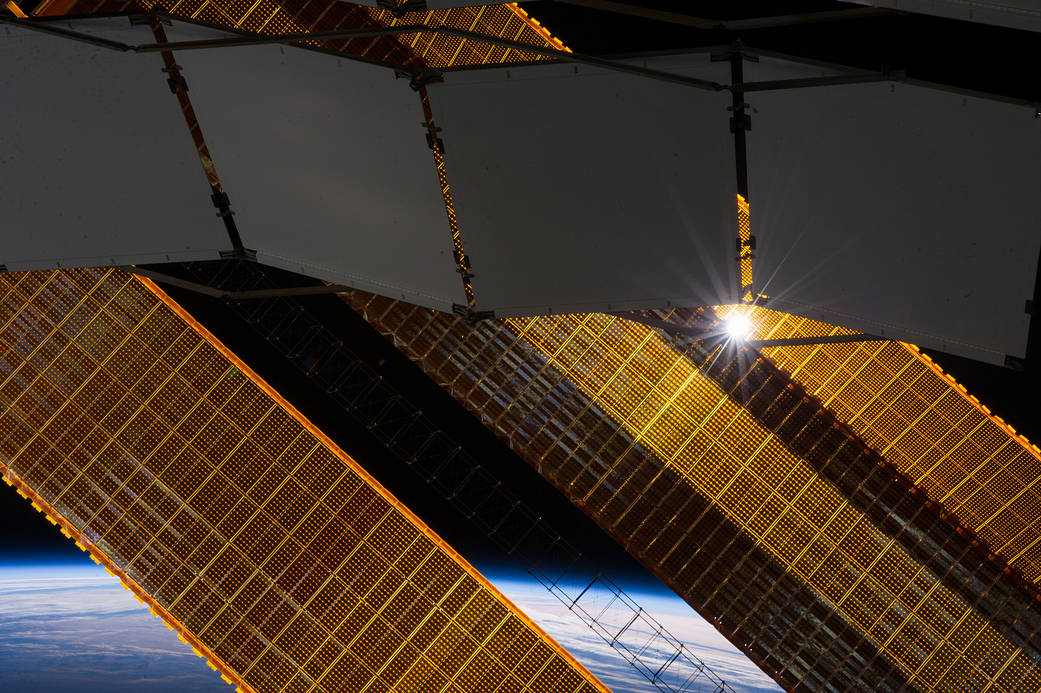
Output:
[33,0,567,69]
[342,288,1041,693]
[743,305,1041,587]
[364,2,568,69]
[507,3,569,53]
[505,314,1041,693]
[0,269,611,693]
[0,467,255,693]
[35,0,413,68]
[737,194,753,301]
[4,0,28,16]
[141,273,611,689]
[912,345,1041,461]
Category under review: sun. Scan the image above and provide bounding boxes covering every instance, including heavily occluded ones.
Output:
[724,312,752,342]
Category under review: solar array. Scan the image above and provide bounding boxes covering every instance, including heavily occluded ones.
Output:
[0,268,610,693]
[346,290,1041,692]
[4,1,1041,692]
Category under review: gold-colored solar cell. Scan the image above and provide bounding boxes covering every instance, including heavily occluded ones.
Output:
[362,3,566,69]
[737,195,754,300]
[371,300,1041,691]
[348,290,1041,690]
[0,269,610,693]
[746,306,1041,586]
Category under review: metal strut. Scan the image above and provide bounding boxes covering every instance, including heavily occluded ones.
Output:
[4,14,1033,108]
[413,78,492,323]
[553,1,899,31]
[0,15,725,91]
[723,43,755,302]
[148,17,250,258]
[745,333,889,348]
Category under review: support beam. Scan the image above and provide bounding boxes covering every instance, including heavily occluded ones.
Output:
[609,312,727,340]
[727,44,753,301]
[122,266,227,298]
[721,6,900,31]
[227,285,356,299]
[745,334,889,349]
[735,70,906,92]
[0,16,724,91]
[124,266,353,299]
[148,17,247,255]
[0,14,131,50]
[128,23,725,91]
[6,15,1032,107]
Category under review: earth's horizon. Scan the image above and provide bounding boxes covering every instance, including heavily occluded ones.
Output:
[0,559,781,693]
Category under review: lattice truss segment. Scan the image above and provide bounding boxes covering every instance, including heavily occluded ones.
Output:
[0,268,612,693]
[343,290,1041,693]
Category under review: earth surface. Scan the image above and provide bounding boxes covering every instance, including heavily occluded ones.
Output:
[0,561,781,693]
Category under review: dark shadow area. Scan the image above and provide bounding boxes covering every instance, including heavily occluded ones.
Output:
[150,260,652,586]
[521,0,1041,102]
[0,482,85,562]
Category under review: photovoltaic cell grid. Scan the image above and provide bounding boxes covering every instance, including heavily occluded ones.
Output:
[729,305,1041,587]
[507,314,1040,693]
[363,3,567,68]
[39,0,307,40]
[345,293,905,692]
[16,1,1041,688]
[0,268,609,693]
[737,196,753,302]
[38,0,562,71]
[344,291,1041,693]
[175,258,739,693]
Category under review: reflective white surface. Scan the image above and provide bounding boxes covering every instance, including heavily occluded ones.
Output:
[746,57,1041,364]
[0,24,227,271]
[8,25,1039,365]
[177,45,464,311]
[428,54,738,316]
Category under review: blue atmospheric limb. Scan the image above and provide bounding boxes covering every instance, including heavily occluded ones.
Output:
[486,570,783,693]
[0,562,229,693]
